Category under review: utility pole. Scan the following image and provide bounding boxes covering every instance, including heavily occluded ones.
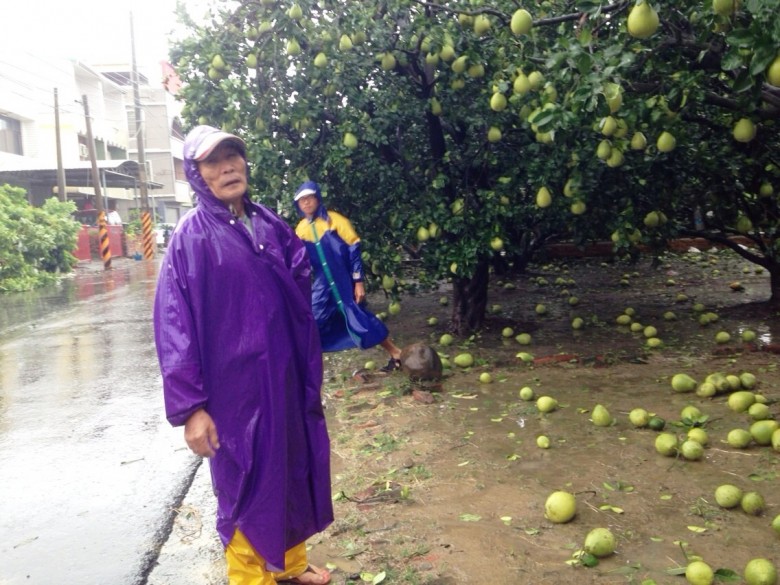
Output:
[82,95,112,270]
[54,88,67,202]
[130,11,155,260]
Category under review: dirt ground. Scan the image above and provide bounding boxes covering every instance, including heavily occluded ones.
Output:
[308,246,780,584]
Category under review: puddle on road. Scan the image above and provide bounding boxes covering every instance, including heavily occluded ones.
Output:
[0,258,160,335]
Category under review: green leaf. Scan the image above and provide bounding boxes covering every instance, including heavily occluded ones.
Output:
[750,45,777,76]
[713,568,739,581]
[580,552,599,567]
[721,50,745,71]
[528,109,555,130]
[726,28,754,46]
[732,70,755,93]
[575,0,605,15]
[459,513,482,522]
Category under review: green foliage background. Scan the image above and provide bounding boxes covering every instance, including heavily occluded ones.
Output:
[0,184,80,292]
[169,0,780,326]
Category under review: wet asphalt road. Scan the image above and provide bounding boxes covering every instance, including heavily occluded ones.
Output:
[0,259,202,585]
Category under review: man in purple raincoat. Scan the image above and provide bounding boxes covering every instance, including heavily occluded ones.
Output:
[154,125,333,585]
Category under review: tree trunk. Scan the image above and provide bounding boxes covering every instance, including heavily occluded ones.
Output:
[451,260,490,335]
[770,264,780,309]
[678,229,780,308]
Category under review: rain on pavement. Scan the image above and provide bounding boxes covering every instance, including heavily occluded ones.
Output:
[0,259,200,585]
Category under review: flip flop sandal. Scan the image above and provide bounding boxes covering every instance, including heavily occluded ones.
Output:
[379,357,402,372]
[281,564,331,585]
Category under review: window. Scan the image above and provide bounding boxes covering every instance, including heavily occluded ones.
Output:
[174,158,186,182]
[0,114,23,155]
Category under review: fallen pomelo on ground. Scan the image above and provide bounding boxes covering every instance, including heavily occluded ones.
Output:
[453,352,474,368]
[544,490,577,523]
[740,371,757,388]
[743,558,777,585]
[772,514,780,536]
[728,390,755,413]
[685,560,715,585]
[741,491,766,516]
[714,484,743,508]
[680,439,704,461]
[751,420,779,445]
[655,432,678,456]
[537,396,558,413]
[519,386,534,401]
[583,527,616,558]
[671,373,697,393]
[629,408,650,427]
[686,427,709,445]
[591,404,613,427]
[648,416,666,431]
[696,382,717,398]
[748,402,771,421]
[680,405,702,420]
[727,428,753,449]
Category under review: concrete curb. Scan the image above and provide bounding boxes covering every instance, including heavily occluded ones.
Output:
[146,461,226,585]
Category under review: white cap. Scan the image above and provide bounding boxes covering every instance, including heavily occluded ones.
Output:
[294,188,317,201]
[192,129,246,162]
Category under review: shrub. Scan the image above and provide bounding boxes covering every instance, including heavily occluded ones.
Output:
[0,184,80,292]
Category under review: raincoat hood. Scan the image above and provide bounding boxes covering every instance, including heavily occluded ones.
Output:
[294,180,329,221]
[183,125,250,211]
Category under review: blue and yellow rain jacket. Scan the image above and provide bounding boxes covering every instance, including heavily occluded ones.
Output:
[294,181,389,352]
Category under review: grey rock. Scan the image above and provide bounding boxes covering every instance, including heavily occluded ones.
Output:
[399,342,443,381]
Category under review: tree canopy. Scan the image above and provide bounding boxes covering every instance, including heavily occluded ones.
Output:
[170,0,780,331]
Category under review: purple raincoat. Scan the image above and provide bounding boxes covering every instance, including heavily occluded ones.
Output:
[153,126,333,571]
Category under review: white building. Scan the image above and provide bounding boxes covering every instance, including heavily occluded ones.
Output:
[0,47,192,225]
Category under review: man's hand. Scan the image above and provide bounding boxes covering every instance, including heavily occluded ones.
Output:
[184,408,220,457]
[354,281,366,304]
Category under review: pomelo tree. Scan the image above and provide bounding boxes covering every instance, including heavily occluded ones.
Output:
[170,0,780,333]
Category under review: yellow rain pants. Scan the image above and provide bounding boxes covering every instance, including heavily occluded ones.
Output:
[226,529,308,585]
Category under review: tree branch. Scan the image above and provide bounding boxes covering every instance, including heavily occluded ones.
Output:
[410,0,631,28]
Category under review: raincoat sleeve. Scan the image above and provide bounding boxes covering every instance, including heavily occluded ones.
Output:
[330,212,365,283]
[153,246,207,427]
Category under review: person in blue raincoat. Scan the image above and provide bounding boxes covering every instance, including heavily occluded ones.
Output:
[293,181,402,371]
[154,126,333,585]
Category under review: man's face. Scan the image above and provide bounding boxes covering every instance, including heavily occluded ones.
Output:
[297,194,319,217]
[197,143,247,204]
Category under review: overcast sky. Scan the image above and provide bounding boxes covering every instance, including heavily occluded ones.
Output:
[3,0,210,75]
